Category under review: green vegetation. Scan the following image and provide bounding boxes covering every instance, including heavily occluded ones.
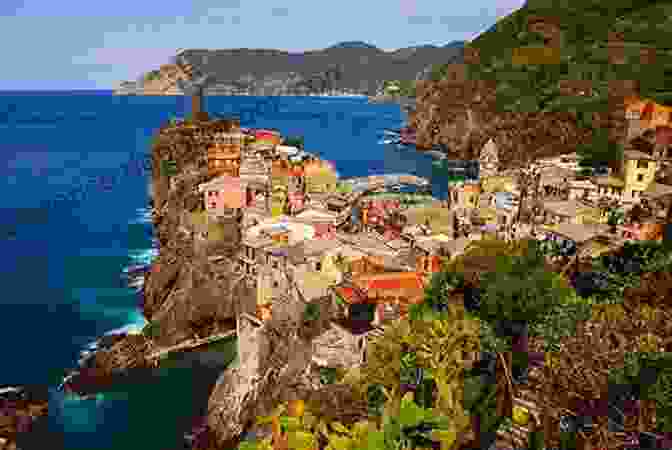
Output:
[609,351,672,434]
[303,303,321,322]
[382,79,416,97]
[144,70,162,82]
[429,0,672,120]
[283,136,305,149]
[478,242,573,325]
[142,321,161,339]
[160,159,178,177]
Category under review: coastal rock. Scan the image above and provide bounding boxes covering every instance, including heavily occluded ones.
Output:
[0,385,49,449]
[207,316,317,447]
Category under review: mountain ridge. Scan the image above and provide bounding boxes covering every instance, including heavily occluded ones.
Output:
[117,41,467,95]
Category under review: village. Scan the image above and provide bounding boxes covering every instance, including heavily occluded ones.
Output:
[161,93,672,374]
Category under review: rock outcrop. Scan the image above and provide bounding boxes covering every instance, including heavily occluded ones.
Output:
[0,386,49,450]
[68,120,254,389]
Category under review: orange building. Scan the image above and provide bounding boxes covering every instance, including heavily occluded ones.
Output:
[334,272,427,326]
[208,143,241,178]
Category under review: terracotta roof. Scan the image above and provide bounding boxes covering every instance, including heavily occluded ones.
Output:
[353,272,426,293]
[333,286,366,304]
[461,183,481,193]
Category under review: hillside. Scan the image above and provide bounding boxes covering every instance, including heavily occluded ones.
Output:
[409,0,672,167]
[127,42,465,96]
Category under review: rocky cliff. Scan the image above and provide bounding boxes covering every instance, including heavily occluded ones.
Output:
[409,0,672,168]
[65,119,369,450]
[67,120,256,391]
[0,386,49,450]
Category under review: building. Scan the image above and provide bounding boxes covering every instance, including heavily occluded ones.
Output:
[207,140,242,178]
[620,149,657,202]
[294,209,339,239]
[254,129,282,147]
[240,154,271,214]
[451,182,481,217]
[198,175,246,217]
[332,271,426,326]
[540,199,602,225]
[304,160,338,194]
[479,138,500,179]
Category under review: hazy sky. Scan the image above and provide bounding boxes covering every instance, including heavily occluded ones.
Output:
[0,0,526,90]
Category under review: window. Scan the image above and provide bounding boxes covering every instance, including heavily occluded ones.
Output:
[637,160,649,169]
[272,280,279,288]
[272,260,278,269]
[637,174,644,182]
[315,261,322,271]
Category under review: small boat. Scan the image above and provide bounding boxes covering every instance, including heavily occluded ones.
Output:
[122,264,150,275]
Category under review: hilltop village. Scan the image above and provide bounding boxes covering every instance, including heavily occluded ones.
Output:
[146,103,672,448]
[171,107,672,341]
[54,95,672,450]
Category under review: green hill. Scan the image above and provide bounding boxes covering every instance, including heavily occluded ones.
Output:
[433,0,672,112]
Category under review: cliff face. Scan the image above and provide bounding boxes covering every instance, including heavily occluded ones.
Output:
[409,78,635,169]
[409,0,672,168]
[75,121,256,384]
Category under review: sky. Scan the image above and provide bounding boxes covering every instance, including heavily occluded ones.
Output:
[0,0,526,90]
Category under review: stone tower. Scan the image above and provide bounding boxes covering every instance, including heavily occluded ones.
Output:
[479,138,500,179]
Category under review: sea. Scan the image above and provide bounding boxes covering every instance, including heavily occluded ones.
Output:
[0,91,450,450]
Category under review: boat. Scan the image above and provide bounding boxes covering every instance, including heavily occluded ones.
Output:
[122,264,150,275]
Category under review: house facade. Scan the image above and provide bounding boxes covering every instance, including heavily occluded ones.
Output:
[304,160,338,194]
[479,138,500,179]
[620,150,657,202]
[198,175,246,217]
[207,141,242,178]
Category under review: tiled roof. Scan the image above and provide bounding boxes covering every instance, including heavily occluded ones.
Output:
[333,286,366,304]
[300,238,343,257]
[542,199,596,217]
[353,272,425,293]
[539,223,610,243]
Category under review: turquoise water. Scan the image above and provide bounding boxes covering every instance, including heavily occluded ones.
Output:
[0,92,446,449]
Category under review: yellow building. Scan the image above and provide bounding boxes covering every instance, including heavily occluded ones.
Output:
[451,183,481,213]
[621,150,657,201]
[480,175,516,194]
[304,160,338,194]
[270,186,287,217]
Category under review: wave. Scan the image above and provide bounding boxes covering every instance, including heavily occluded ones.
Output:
[129,207,152,224]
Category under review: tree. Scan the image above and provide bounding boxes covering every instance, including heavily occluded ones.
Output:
[477,241,573,381]
[576,128,624,172]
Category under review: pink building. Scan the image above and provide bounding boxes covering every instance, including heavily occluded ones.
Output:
[198,175,246,215]
[287,192,305,214]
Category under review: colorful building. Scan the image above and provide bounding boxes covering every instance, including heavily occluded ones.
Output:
[304,160,338,194]
[334,272,427,326]
[207,142,241,178]
[254,129,282,146]
[198,175,246,215]
[620,149,657,202]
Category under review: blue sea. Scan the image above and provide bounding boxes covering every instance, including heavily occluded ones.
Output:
[0,91,449,450]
